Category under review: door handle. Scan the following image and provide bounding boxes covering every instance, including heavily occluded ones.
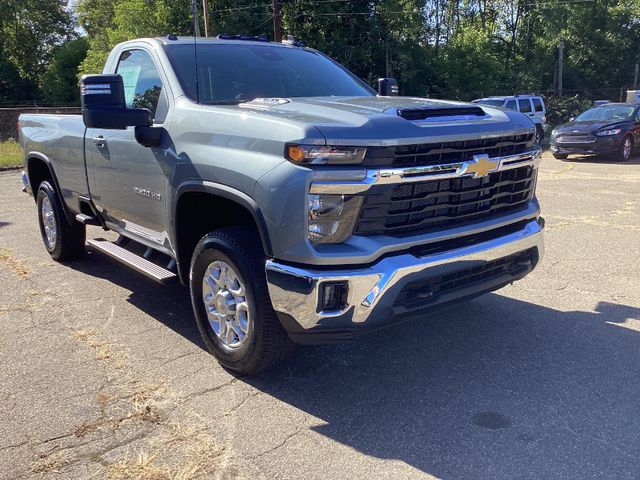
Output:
[93,135,106,148]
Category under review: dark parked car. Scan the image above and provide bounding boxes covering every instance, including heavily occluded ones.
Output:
[550,103,640,161]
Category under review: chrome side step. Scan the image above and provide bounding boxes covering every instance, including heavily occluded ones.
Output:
[87,238,177,284]
[75,213,100,226]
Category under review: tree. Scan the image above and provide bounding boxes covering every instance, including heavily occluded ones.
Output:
[73,0,640,104]
[0,0,74,101]
[77,0,195,76]
[42,38,90,104]
[76,0,118,75]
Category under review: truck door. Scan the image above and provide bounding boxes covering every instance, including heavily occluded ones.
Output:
[85,48,173,251]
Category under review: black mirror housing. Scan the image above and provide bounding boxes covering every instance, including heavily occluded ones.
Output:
[134,126,164,148]
[80,74,152,129]
[378,78,399,96]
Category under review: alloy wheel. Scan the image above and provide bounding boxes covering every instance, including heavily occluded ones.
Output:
[201,260,251,348]
[623,137,632,160]
[41,196,57,249]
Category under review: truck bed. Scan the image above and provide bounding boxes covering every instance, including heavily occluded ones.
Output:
[19,114,88,213]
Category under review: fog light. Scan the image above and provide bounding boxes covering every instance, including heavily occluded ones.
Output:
[319,282,348,312]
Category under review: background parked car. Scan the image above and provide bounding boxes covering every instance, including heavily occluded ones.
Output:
[473,95,546,144]
[550,103,640,162]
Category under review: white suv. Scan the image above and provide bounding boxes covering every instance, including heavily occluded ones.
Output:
[473,95,547,144]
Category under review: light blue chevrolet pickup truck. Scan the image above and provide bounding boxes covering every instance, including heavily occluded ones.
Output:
[19,35,544,374]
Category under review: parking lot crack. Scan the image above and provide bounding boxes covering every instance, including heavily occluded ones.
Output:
[158,350,199,367]
[0,440,28,451]
[181,377,240,403]
[252,424,306,459]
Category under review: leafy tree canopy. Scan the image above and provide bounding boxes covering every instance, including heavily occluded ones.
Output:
[42,38,90,104]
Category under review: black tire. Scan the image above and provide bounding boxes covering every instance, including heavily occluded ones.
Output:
[553,153,569,160]
[36,181,86,261]
[189,226,293,375]
[535,125,544,145]
[616,135,633,162]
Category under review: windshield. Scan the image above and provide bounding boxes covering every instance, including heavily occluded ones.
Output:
[576,105,635,122]
[163,43,375,104]
[475,99,504,107]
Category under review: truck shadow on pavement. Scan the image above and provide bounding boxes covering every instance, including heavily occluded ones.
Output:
[70,253,640,479]
[254,297,640,479]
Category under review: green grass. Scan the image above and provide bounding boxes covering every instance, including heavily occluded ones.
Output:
[0,140,23,169]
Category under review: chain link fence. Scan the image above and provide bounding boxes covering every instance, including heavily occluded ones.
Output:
[0,104,80,169]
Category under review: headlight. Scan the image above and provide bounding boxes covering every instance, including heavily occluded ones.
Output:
[551,128,559,137]
[595,128,621,136]
[286,144,366,165]
[308,194,363,243]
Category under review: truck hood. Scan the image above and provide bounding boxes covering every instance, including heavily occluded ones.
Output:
[238,96,534,146]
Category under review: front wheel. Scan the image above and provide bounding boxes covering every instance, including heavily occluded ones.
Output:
[189,226,293,375]
[616,135,633,162]
[535,125,544,145]
[36,181,85,261]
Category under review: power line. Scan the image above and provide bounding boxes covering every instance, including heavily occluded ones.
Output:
[296,11,423,17]
[208,4,266,15]
[207,0,362,15]
[523,0,594,6]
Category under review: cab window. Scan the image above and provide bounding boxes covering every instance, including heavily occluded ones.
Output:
[116,49,167,122]
[518,99,532,113]
[505,100,517,110]
[532,98,544,112]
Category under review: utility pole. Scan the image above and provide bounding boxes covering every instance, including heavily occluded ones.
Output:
[272,0,282,42]
[385,38,390,77]
[558,40,564,97]
[191,0,200,37]
[633,63,638,90]
[202,0,209,37]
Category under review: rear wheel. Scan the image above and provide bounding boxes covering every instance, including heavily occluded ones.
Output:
[189,226,293,375]
[553,153,569,160]
[36,181,85,261]
[616,135,633,162]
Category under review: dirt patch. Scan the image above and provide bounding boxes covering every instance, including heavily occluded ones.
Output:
[106,422,229,480]
[0,247,29,276]
[28,329,237,479]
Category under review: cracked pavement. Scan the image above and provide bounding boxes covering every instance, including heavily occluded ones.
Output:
[1,151,640,479]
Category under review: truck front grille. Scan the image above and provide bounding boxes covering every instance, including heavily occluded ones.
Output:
[355,166,536,237]
[364,133,534,168]
[393,248,537,310]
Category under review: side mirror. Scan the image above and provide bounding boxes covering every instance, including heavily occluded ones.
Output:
[378,78,399,96]
[81,74,152,129]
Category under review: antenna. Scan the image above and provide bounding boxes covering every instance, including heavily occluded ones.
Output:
[191,0,200,103]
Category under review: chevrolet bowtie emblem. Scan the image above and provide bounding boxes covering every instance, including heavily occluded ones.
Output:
[464,154,499,178]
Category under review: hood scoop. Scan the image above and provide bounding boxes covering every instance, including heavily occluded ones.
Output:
[392,105,487,122]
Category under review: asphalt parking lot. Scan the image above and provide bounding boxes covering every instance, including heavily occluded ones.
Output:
[1,152,639,479]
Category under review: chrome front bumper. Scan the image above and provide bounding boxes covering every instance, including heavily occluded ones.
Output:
[266,218,544,343]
